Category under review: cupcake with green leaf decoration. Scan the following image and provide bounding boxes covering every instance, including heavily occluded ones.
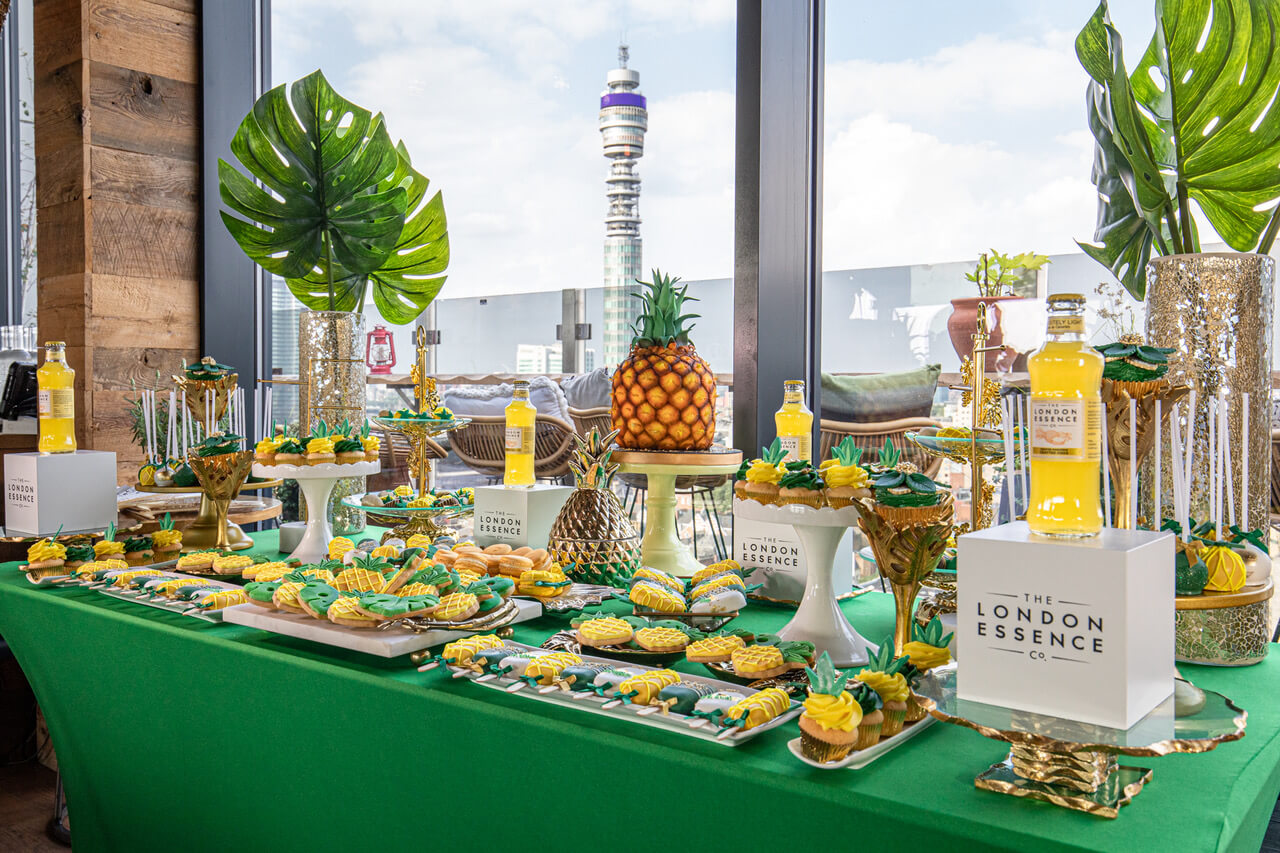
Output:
[1094,334,1176,397]
[777,460,825,508]
[821,436,871,509]
[849,681,885,749]
[904,616,953,673]
[740,438,787,505]
[799,651,860,762]
[854,639,910,737]
[869,442,951,525]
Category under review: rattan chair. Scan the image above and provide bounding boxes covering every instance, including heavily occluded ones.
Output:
[567,406,612,438]
[819,416,945,478]
[448,413,577,482]
[367,427,446,492]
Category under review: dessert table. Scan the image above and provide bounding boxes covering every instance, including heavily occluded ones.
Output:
[1,531,1278,853]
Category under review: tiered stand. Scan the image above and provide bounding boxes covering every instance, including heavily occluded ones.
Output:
[612,447,741,578]
[732,499,878,667]
[252,461,379,563]
[341,495,473,544]
[372,415,470,497]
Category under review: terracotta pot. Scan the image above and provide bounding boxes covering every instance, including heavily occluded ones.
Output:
[947,295,1025,371]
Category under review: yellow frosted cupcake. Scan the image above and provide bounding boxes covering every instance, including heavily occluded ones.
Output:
[305,436,336,465]
[799,653,860,762]
[741,439,786,505]
[855,643,910,737]
[823,436,872,509]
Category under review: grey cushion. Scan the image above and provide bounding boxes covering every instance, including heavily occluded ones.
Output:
[560,367,613,409]
[443,376,569,420]
[821,365,941,423]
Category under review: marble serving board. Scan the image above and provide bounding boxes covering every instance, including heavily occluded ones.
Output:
[222,598,543,658]
[786,714,935,770]
[96,570,242,623]
[442,642,802,747]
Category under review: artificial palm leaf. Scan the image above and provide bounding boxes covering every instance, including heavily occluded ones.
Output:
[1076,0,1280,299]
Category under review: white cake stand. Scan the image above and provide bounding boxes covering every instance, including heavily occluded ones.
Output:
[252,460,381,564]
[733,499,878,667]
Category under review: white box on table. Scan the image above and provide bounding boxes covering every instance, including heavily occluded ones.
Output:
[733,516,854,603]
[5,450,117,536]
[957,521,1174,730]
[473,484,573,549]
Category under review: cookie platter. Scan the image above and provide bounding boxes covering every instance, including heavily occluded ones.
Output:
[93,569,247,623]
[424,639,802,747]
[220,598,543,658]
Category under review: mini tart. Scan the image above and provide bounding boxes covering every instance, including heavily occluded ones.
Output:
[634,626,690,653]
[731,644,788,679]
[575,616,634,647]
[685,633,746,663]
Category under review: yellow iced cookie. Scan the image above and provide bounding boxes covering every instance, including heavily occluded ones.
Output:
[333,567,386,593]
[441,634,505,666]
[629,582,685,613]
[434,592,479,621]
[327,537,356,561]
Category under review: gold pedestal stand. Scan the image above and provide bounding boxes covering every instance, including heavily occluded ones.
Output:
[136,479,282,552]
[915,667,1247,818]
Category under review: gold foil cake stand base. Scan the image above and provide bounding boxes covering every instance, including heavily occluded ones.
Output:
[976,756,1151,819]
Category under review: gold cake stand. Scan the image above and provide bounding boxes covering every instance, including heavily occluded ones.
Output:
[612,446,742,578]
[914,666,1246,818]
[340,493,472,543]
[372,416,471,496]
[136,479,281,552]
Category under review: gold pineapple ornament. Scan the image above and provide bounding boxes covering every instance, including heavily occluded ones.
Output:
[611,269,717,450]
[547,428,642,586]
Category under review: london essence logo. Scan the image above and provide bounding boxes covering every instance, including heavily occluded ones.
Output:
[739,534,799,569]
[476,509,522,539]
[975,591,1103,663]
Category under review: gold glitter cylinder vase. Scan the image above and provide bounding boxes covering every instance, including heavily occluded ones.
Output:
[1144,254,1274,531]
[298,310,366,534]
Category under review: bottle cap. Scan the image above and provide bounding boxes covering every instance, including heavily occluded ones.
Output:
[1047,293,1086,304]
[44,340,66,347]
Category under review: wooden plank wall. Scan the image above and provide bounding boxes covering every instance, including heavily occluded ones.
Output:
[34,0,201,482]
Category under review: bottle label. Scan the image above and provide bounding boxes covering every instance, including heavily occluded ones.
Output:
[505,426,534,454]
[1047,316,1085,334]
[779,434,811,463]
[38,388,74,419]
[1030,400,1100,461]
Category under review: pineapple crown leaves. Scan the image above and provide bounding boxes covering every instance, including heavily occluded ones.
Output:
[1093,342,1175,363]
[760,437,787,466]
[353,553,393,574]
[102,522,117,543]
[308,419,332,439]
[568,427,621,490]
[628,268,700,349]
[876,437,901,469]
[803,651,848,696]
[359,420,371,439]
[832,436,864,467]
[861,638,905,675]
[160,512,175,532]
[912,616,954,649]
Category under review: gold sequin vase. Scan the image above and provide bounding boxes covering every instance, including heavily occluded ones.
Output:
[298,310,367,534]
[1144,254,1274,532]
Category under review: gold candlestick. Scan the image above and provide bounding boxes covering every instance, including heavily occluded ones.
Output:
[1102,378,1190,529]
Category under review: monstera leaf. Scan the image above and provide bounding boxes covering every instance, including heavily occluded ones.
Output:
[1076,0,1280,300]
[287,143,450,323]
[218,70,449,323]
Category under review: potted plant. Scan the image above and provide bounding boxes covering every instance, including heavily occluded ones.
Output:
[1076,0,1280,530]
[948,249,1050,370]
[218,69,449,531]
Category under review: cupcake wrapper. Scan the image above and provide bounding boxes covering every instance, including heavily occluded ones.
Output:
[778,493,824,508]
[854,722,883,750]
[874,493,954,527]
[904,694,928,723]
[1109,379,1165,399]
[800,730,855,764]
[881,707,907,737]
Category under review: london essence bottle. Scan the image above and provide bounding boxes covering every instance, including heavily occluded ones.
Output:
[37,341,77,453]
[1027,294,1103,537]
[774,379,813,463]
[503,380,536,487]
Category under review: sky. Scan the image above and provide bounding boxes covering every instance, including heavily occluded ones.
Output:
[271,0,1171,301]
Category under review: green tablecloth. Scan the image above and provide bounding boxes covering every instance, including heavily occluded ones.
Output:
[1,531,1278,852]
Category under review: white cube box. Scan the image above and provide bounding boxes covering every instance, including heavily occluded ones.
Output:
[5,450,118,536]
[734,516,855,604]
[473,484,573,549]
[957,521,1174,730]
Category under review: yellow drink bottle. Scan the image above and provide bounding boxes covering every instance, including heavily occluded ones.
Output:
[503,380,536,487]
[37,341,77,454]
[1027,294,1103,537]
[774,379,814,463]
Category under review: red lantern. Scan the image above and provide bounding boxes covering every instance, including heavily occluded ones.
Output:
[366,325,396,375]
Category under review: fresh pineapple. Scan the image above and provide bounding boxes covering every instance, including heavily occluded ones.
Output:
[546,428,641,585]
[611,269,717,450]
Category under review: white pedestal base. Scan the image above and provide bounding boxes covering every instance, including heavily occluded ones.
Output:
[253,461,380,565]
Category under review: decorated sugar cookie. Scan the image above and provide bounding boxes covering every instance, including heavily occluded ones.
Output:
[614,669,681,705]
[177,551,217,572]
[575,616,635,647]
[327,537,356,561]
[433,591,480,622]
[333,566,387,594]
[194,589,249,611]
[722,687,791,730]
[298,582,343,618]
[356,591,439,620]
[629,581,685,613]
[441,634,505,667]
[242,560,292,581]
[731,645,788,679]
[326,594,380,628]
[272,579,308,612]
[522,652,583,686]
[632,566,684,595]
[634,627,690,653]
[685,634,746,663]
[212,554,254,574]
[244,581,283,608]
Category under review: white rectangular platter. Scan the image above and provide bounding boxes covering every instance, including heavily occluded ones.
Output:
[221,598,544,658]
[786,714,935,769]
[441,642,802,747]
[95,569,241,623]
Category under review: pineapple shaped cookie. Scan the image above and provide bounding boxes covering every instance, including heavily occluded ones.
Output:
[547,428,642,586]
[611,269,717,450]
